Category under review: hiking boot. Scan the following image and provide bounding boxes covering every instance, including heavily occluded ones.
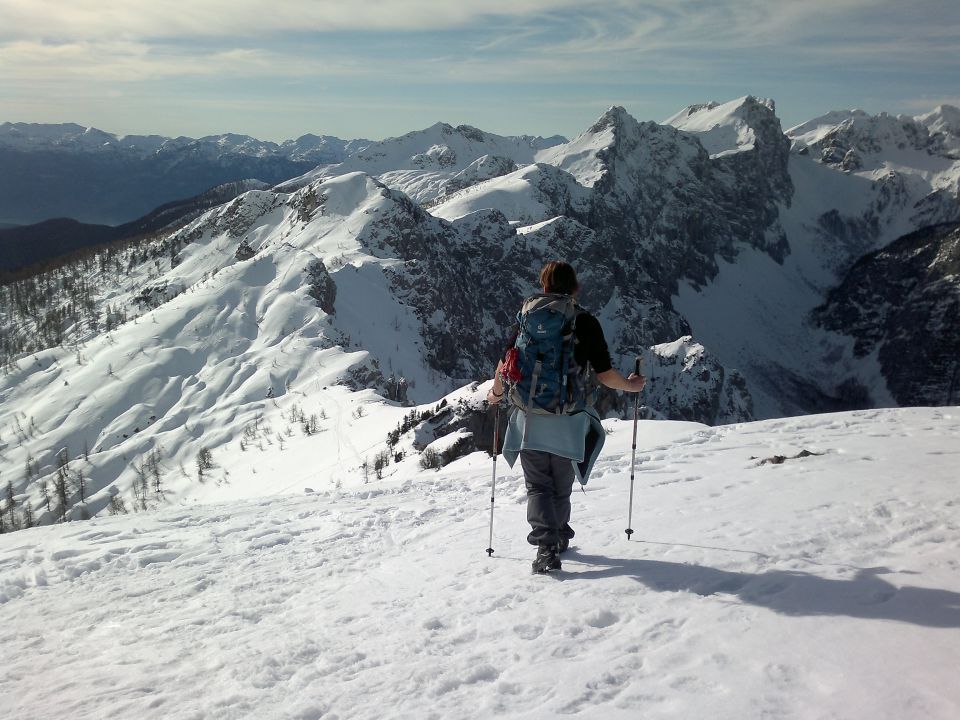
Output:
[558,538,570,554]
[532,544,561,574]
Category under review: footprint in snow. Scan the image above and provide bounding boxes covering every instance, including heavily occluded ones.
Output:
[551,643,579,659]
[512,623,543,640]
[584,609,620,628]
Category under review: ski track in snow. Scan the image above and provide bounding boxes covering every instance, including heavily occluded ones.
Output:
[2,408,960,719]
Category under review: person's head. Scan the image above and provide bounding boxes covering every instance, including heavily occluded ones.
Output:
[539,260,579,295]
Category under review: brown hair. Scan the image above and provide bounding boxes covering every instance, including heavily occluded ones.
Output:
[539,261,579,295]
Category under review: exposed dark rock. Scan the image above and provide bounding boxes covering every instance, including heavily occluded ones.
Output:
[235,240,256,261]
[306,259,337,315]
[752,449,824,466]
[813,222,960,406]
[640,337,753,425]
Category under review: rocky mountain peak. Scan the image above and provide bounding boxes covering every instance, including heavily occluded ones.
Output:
[916,105,960,155]
[664,95,783,160]
[917,104,960,133]
[587,105,634,135]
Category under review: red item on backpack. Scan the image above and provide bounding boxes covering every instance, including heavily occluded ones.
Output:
[500,347,522,384]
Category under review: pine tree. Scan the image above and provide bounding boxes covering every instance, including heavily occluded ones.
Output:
[54,448,70,522]
[21,502,34,529]
[373,449,391,480]
[108,494,128,516]
[196,448,213,481]
[5,480,19,531]
[74,467,85,503]
[40,479,50,512]
[149,448,163,496]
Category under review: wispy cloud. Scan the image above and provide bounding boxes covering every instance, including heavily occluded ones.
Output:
[2,0,933,48]
[0,39,393,85]
[1,0,954,84]
[0,0,587,39]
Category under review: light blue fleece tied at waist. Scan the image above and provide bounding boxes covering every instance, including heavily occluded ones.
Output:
[501,406,606,485]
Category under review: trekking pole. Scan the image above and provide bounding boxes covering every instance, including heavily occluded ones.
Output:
[486,402,501,557]
[625,356,642,540]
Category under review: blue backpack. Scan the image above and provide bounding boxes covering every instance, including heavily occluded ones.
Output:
[503,293,587,415]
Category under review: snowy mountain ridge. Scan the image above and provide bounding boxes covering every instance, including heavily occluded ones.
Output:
[277,121,567,206]
[0,121,372,163]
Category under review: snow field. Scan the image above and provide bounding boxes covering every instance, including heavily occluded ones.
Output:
[2,407,959,719]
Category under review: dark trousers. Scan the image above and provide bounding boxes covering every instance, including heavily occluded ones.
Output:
[520,449,576,546]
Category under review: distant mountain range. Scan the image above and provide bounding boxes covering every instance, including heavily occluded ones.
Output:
[0,122,375,226]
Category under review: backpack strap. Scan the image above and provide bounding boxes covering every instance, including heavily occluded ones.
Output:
[527,356,542,409]
[561,297,582,411]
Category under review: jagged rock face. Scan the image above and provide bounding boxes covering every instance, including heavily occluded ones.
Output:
[640,337,754,425]
[580,102,792,300]
[306,259,337,315]
[708,98,793,261]
[813,222,960,406]
[799,113,938,166]
[365,201,522,380]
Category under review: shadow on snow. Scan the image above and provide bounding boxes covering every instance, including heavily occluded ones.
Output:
[566,550,960,628]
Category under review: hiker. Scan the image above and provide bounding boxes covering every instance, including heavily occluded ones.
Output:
[487,261,646,573]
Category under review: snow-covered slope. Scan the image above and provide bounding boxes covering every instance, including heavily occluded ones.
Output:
[430,162,589,224]
[663,95,777,158]
[917,105,960,156]
[0,173,453,520]
[784,107,960,235]
[2,407,958,719]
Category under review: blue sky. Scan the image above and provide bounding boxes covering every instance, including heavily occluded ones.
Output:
[0,0,957,142]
